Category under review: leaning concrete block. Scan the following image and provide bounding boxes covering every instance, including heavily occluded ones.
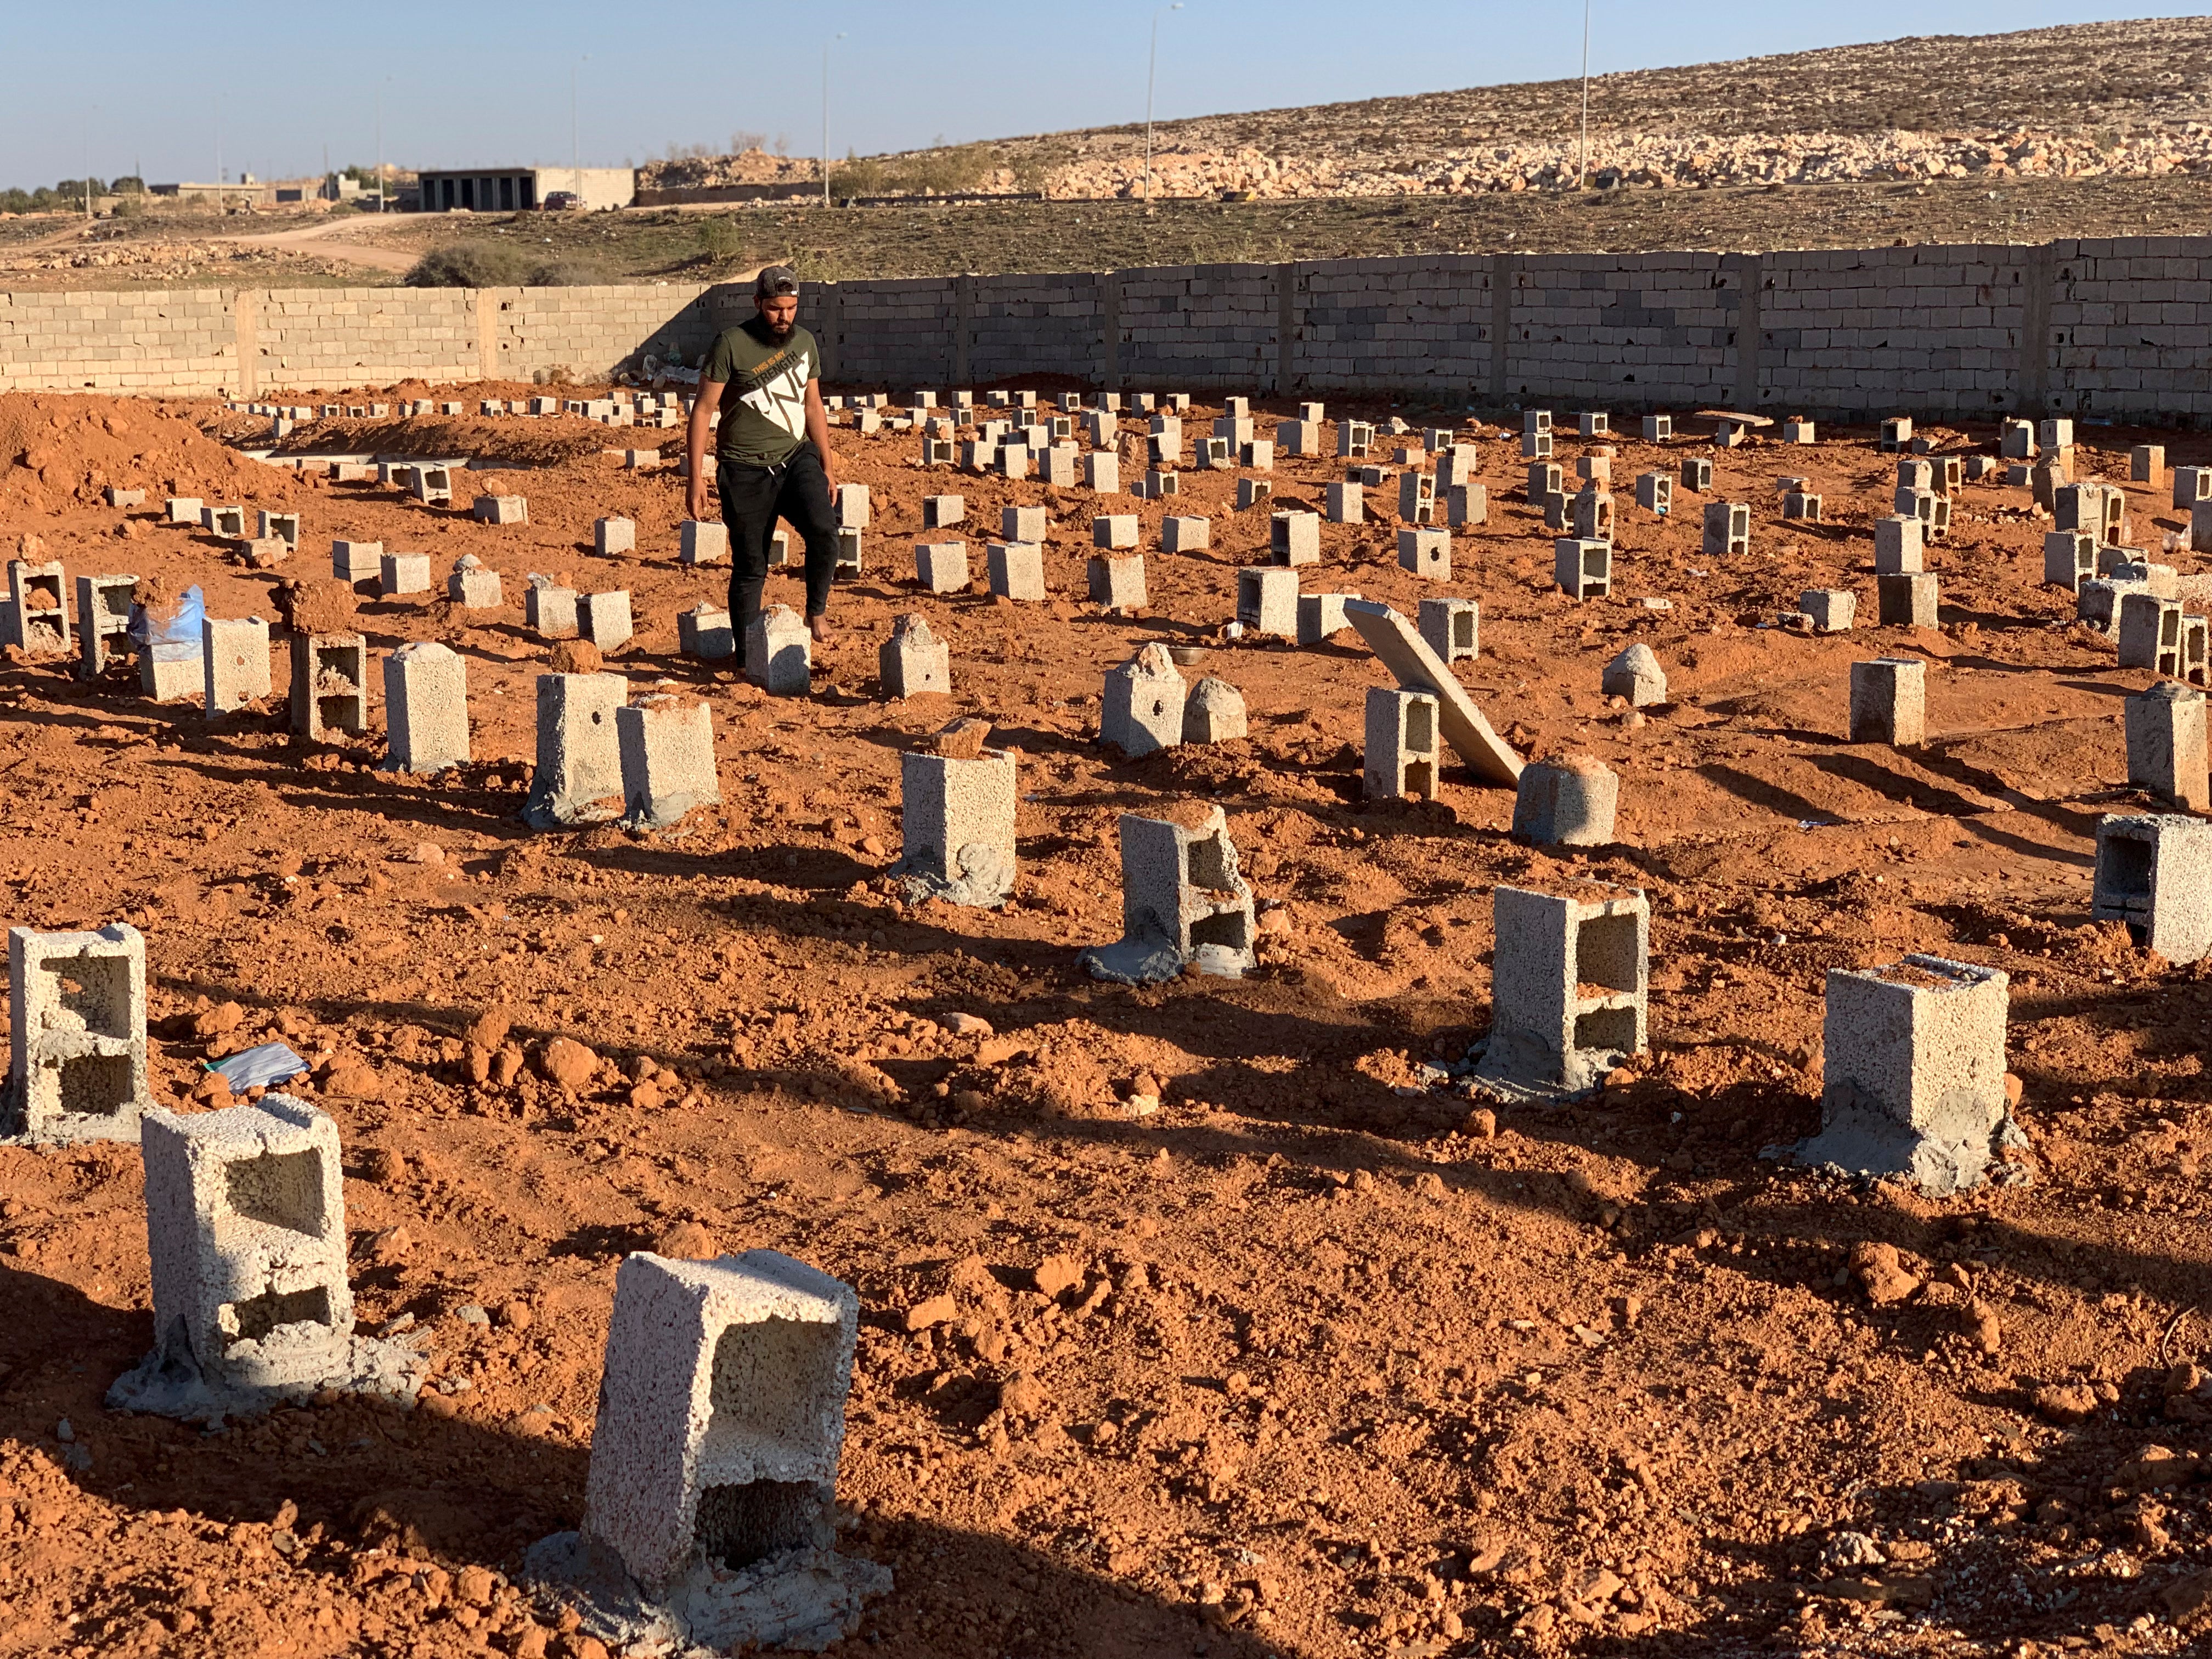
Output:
[201,617,271,714]
[1101,642,1186,758]
[1477,882,1648,1096]
[1344,601,1521,785]
[2092,813,2212,964]
[580,591,633,652]
[1796,956,2011,1194]
[1183,676,1246,743]
[2127,682,2210,811]
[106,1094,427,1419]
[1161,515,1210,553]
[1877,572,1938,628]
[3,923,149,1144]
[617,696,719,830]
[987,541,1047,601]
[879,614,950,698]
[1601,643,1666,706]
[1418,596,1479,663]
[678,605,735,662]
[1088,555,1147,612]
[1237,566,1299,639]
[1080,805,1255,983]
[1511,757,1618,847]
[1802,590,1856,633]
[1849,657,1926,746]
[896,750,1014,905]
[290,633,369,740]
[383,641,470,772]
[746,605,811,696]
[524,673,628,828]
[1364,686,1440,802]
[915,541,969,592]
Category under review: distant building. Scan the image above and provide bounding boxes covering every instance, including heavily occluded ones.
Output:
[412,166,634,213]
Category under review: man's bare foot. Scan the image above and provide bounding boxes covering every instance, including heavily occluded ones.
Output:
[808,613,833,644]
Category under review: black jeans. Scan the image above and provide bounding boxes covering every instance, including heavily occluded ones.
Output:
[717,441,839,640]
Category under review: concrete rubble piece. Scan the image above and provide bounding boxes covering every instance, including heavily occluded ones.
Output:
[107,1094,430,1421]
[1080,805,1256,984]
[524,1250,891,1656]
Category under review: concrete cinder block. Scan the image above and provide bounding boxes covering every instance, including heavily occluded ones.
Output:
[1082,452,1120,494]
[1080,804,1255,983]
[595,517,636,556]
[1512,757,1618,847]
[1418,596,1479,662]
[2092,813,2212,964]
[986,541,1047,602]
[332,539,382,583]
[1237,566,1299,639]
[1397,472,1437,524]
[2044,531,2096,590]
[383,640,470,772]
[1092,514,1139,551]
[879,613,950,697]
[1802,590,1856,633]
[2000,417,2036,460]
[1446,483,1488,528]
[2174,466,2212,510]
[1879,416,1914,453]
[1162,515,1210,553]
[2132,444,2166,484]
[746,605,812,696]
[380,552,431,597]
[2118,591,2183,674]
[1521,430,1553,460]
[1477,882,1649,1096]
[1875,515,1923,574]
[1527,461,1562,501]
[1002,505,1046,544]
[108,1094,426,1419]
[201,616,271,714]
[1634,472,1671,515]
[528,580,580,639]
[1601,642,1666,706]
[1571,486,1613,540]
[1364,686,1440,802]
[922,495,964,531]
[1640,415,1672,442]
[1297,591,1362,645]
[1101,642,1186,758]
[524,673,628,828]
[1679,457,1712,493]
[1339,420,1376,459]
[2127,682,2210,810]
[680,521,730,566]
[166,497,203,526]
[1796,955,2011,1194]
[1269,510,1321,566]
[896,750,1014,905]
[3,923,149,1144]
[204,505,246,538]
[580,590,634,652]
[1702,501,1750,557]
[1240,439,1274,472]
[1877,572,1938,628]
[834,483,870,530]
[617,695,719,830]
[1325,482,1364,524]
[1783,491,1822,522]
[1576,411,1610,438]
[447,556,502,609]
[678,605,735,662]
[1183,676,1246,743]
[290,633,368,740]
[914,540,969,593]
[1553,537,1608,600]
[5,558,68,653]
[75,573,136,678]
[1849,656,1926,746]
[1237,477,1274,511]
[2079,575,2148,635]
[577,1250,861,1594]
[473,495,528,525]
[1087,555,1148,612]
[257,511,300,548]
[1276,419,1321,458]
[834,527,864,578]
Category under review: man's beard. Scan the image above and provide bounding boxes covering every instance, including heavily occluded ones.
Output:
[765,317,795,339]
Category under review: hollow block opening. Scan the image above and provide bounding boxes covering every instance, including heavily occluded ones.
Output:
[222,1283,332,1346]
[1405,701,1436,754]
[1185,831,1235,894]
[58,1052,133,1118]
[1573,1005,1640,1054]
[2102,837,2155,900]
[42,950,133,1037]
[693,1479,823,1571]
[1576,911,1643,995]
[1404,760,1435,798]
[225,1146,328,1235]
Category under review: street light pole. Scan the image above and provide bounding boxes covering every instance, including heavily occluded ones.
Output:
[1143,3,1183,207]
[1577,0,1592,190]
[822,32,845,207]
[375,81,385,212]
[573,57,588,201]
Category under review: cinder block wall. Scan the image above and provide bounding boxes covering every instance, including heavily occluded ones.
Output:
[4,235,2211,420]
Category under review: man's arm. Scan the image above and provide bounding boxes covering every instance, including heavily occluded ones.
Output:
[804,377,834,493]
[685,380,723,521]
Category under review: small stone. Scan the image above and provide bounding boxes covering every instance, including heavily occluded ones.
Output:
[537,1036,599,1091]
[2004,1071,2024,1108]
[2034,1382,2099,1424]
[548,638,603,675]
[1468,1107,1498,1138]
[455,1304,490,1326]
[1850,1240,1921,1305]
[945,1012,994,1037]
[904,1294,957,1331]
[997,1371,1048,1416]
[935,716,991,759]
[655,1221,715,1260]
[498,1299,533,1330]
[408,842,444,865]
[1820,1531,1887,1572]
[466,1008,513,1051]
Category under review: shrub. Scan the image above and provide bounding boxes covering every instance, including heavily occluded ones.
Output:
[404,242,524,287]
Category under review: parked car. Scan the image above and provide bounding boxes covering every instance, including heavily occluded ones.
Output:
[542,191,580,210]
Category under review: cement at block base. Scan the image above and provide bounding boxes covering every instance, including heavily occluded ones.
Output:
[105,1331,428,1425]
[1079,936,1249,985]
[524,1530,891,1657]
[1788,1098,2031,1197]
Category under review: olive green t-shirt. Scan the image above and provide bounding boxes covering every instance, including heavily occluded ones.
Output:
[703,317,819,467]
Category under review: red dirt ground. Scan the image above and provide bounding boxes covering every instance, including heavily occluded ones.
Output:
[3,381,2212,1659]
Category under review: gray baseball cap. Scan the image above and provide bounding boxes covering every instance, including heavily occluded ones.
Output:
[754,265,799,298]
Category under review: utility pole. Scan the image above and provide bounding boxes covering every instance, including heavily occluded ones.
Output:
[573,57,588,200]
[1577,0,1592,190]
[1143,4,1183,207]
[375,81,385,211]
[822,32,845,207]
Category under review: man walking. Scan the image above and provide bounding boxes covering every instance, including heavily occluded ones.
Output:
[685,265,840,651]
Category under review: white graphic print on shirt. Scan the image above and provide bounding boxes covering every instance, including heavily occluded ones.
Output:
[739,348,811,441]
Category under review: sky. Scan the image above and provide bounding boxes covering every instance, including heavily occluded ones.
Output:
[0,1,2183,190]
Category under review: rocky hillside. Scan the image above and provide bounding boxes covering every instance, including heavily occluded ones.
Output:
[642,19,2212,200]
